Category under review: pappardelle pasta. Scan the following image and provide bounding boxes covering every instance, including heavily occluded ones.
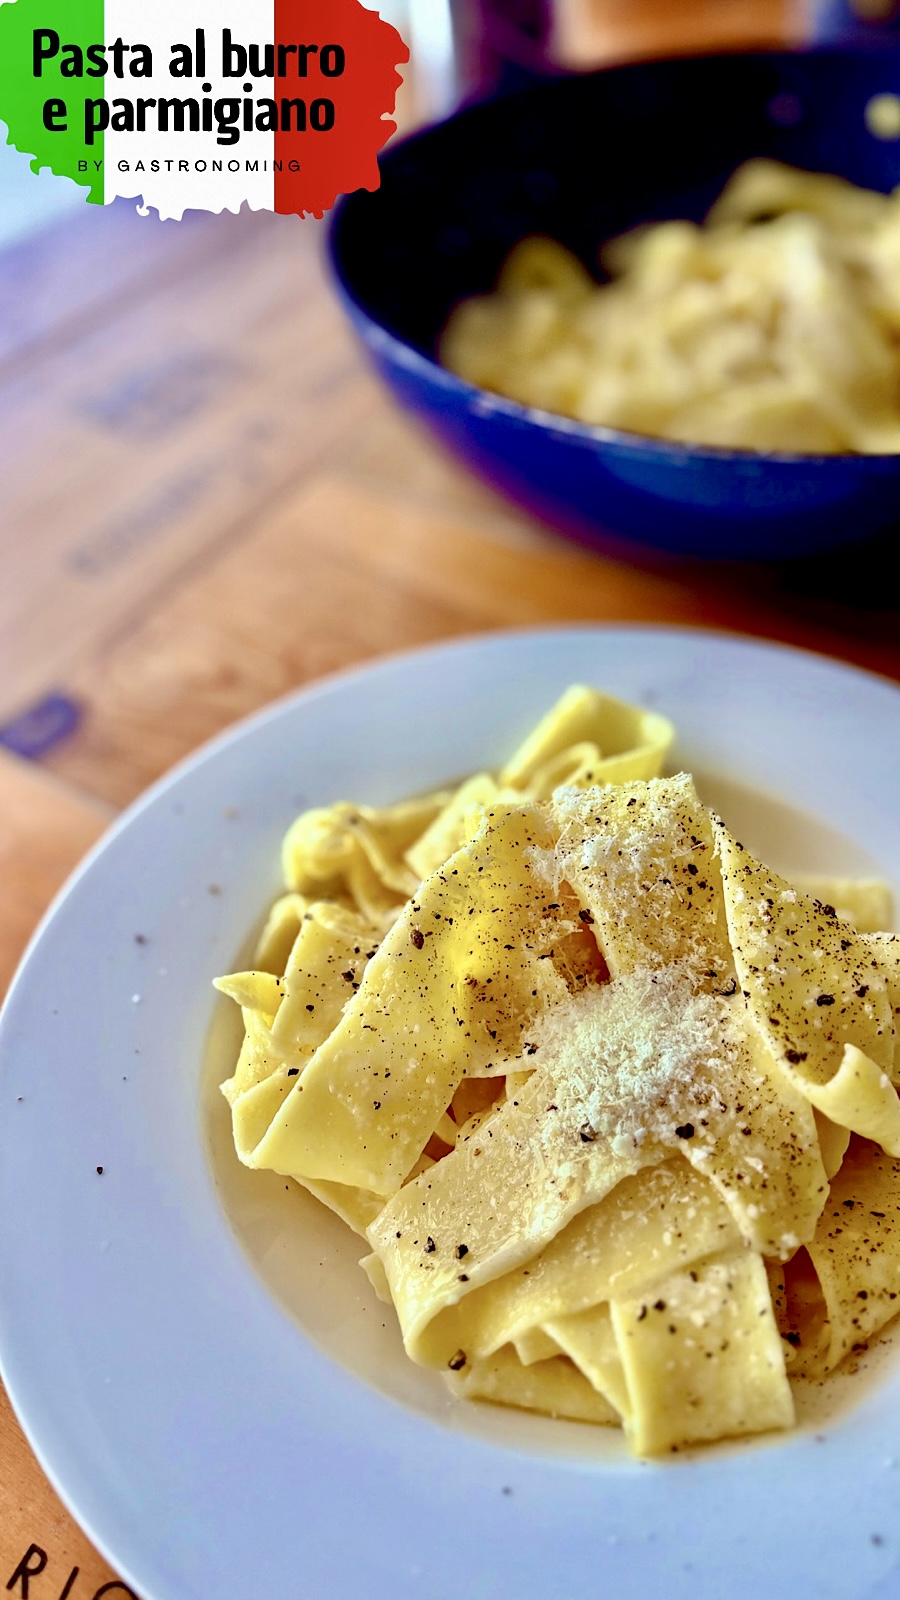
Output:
[440,160,900,455]
[215,686,900,1455]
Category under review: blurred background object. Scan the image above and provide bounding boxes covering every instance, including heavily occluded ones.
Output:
[408,0,900,117]
[418,0,804,109]
[331,45,900,558]
[554,0,800,69]
[1,0,895,194]
[810,0,900,42]
[452,0,553,99]
[354,0,807,126]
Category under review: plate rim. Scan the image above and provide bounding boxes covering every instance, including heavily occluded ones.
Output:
[3,621,900,1600]
[7,614,900,1002]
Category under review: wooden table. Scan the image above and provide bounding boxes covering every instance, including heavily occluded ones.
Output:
[3,2,899,1593]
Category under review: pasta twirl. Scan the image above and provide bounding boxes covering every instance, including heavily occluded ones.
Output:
[216,686,900,1455]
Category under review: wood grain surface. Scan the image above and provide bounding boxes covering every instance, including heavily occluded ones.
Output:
[3,2,899,1594]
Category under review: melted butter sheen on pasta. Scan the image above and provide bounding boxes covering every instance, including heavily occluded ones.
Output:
[216,686,900,1456]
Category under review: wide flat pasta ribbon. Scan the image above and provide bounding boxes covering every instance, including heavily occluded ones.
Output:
[407,685,673,880]
[404,1159,742,1373]
[777,1137,900,1377]
[862,933,900,1080]
[250,805,573,1194]
[369,777,826,1379]
[215,689,900,1456]
[282,799,434,925]
[607,1248,794,1454]
[543,778,828,1257]
[714,821,900,1162]
[803,1046,900,1157]
[448,1345,620,1427]
[498,684,673,793]
[715,820,894,1081]
[366,1065,660,1356]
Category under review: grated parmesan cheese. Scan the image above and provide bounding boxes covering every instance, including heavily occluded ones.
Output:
[528,964,742,1160]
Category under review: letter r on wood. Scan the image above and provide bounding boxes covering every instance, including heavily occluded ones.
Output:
[6,1545,48,1597]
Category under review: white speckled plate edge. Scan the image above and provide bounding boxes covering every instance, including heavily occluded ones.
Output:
[1,625,900,1600]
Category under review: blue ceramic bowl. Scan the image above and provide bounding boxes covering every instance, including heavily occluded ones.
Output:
[329,50,900,561]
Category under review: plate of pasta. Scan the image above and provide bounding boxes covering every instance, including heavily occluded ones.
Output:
[2,626,900,1600]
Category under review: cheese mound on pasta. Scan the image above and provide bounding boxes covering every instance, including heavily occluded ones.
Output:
[440,160,900,455]
[216,687,900,1455]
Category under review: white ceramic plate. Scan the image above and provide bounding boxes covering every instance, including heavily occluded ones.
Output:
[3,626,900,1600]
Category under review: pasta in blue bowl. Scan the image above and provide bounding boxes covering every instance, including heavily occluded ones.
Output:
[329,50,900,561]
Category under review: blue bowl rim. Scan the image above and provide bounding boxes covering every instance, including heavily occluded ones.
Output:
[329,44,900,471]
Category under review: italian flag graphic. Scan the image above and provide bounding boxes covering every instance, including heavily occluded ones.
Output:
[0,0,408,217]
